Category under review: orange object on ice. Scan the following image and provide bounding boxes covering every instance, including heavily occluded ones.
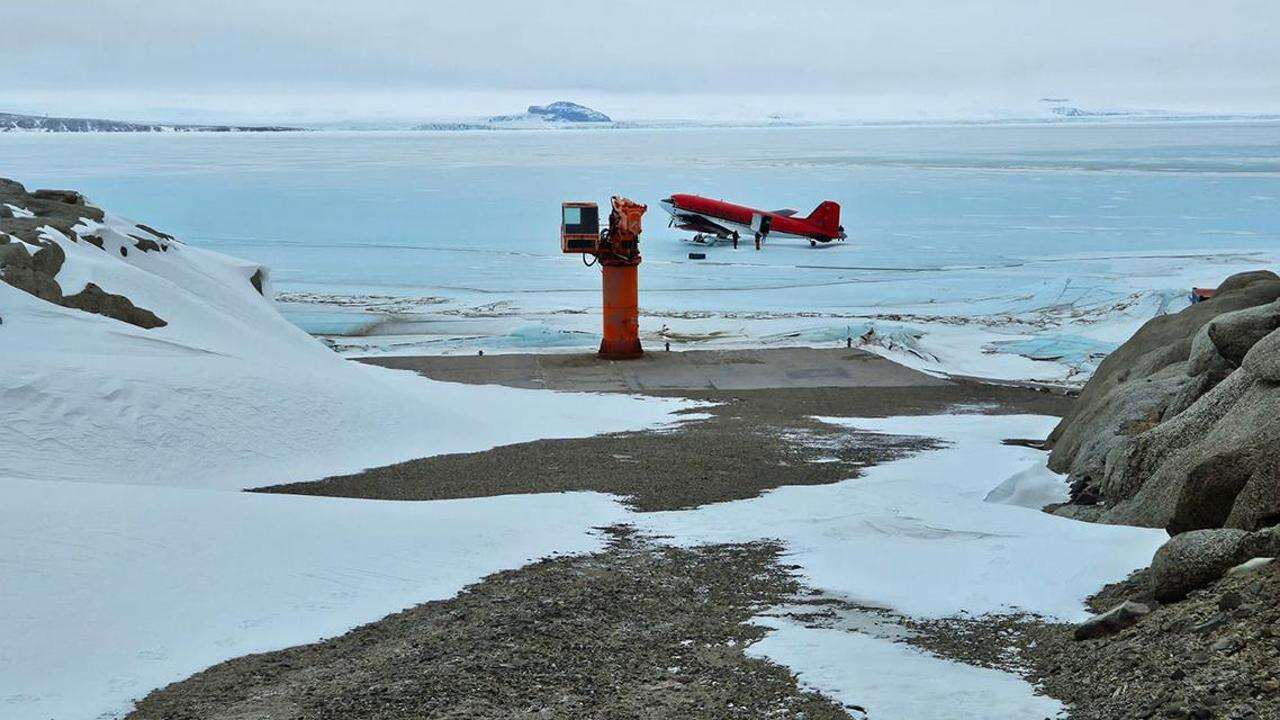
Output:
[560,196,646,360]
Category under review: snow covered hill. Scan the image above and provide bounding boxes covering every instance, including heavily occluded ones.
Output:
[0,179,689,488]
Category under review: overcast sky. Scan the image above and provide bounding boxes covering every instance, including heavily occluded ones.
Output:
[4,0,1278,122]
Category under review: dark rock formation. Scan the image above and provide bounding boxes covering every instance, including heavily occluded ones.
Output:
[31,189,87,205]
[60,282,166,329]
[2,266,63,302]
[1046,270,1280,532]
[131,235,162,252]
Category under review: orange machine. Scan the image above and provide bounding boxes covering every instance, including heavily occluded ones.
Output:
[561,196,646,360]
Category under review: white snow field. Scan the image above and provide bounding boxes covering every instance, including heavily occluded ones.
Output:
[747,616,1062,720]
[641,414,1169,718]
[0,210,692,718]
[0,479,629,719]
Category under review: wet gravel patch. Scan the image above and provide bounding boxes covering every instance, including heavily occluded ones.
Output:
[256,384,1070,511]
[126,527,855,720]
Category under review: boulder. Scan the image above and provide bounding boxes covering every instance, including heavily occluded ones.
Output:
[1,266,63,302]
[1050,360,1192,494]
[1048,271,1280,479]
[31,189,86,205]
[132,236,161,253]
[1167,447,1260,534]
[1149,528,1271,601]
[1206,300,1280,365]
[31,242,65,277]
[1100,370,1280,529]
[1224,453,1280,531]
[60,282,166,329]
[135,223,175,241]
[0,242,33,270]
[1241,327,1280,383]
[250,268,266,295]
[1047,271,1280,527]
[1187,324,1226,376]
[1074,601,1151,640]
[1216,270,1280,295]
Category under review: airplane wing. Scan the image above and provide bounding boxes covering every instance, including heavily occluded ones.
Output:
[770,208,798,217]
[672,213,735,238]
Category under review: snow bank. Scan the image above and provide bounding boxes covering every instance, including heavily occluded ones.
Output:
[640,414,1166,620]
[636,413,1163,718]
[0,210,693,489]
[747,616,1063,719]
[984,459,1072,509]
[0,476,628,719]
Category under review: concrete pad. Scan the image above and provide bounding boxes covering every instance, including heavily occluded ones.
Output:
[362,347,951,393]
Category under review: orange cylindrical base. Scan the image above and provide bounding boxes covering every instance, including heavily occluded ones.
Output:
[598,262,642,359]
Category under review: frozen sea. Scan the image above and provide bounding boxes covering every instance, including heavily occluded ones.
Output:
[3,120,1278,381]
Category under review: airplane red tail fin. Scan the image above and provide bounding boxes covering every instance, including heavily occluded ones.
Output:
[806,201,841,234]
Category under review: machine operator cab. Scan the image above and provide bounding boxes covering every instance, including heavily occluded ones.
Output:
[561,201,600,253]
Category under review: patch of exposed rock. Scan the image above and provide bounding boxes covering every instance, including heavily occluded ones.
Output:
[1046,270,1280,533]
[1027,558,1280,720]
[0,177,169,328]
[127,528,853,720]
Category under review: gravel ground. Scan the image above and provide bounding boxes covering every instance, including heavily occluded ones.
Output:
[127,527,856,720]
[257,383,1072,510]
[142,365,1083,717]
[903,563,1280,720]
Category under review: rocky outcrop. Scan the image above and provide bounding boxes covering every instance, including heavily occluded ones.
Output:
[1,178,167,328]
[1046,270,1280,533]
[60,283,167,329]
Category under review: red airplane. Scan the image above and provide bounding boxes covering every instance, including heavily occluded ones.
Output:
[660,193,846,249]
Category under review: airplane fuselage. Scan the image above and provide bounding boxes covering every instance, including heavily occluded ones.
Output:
[660,193,845,244]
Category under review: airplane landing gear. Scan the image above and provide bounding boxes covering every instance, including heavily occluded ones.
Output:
[732,231,739,250]
[810,240,816,247]
[754,232,762,251]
